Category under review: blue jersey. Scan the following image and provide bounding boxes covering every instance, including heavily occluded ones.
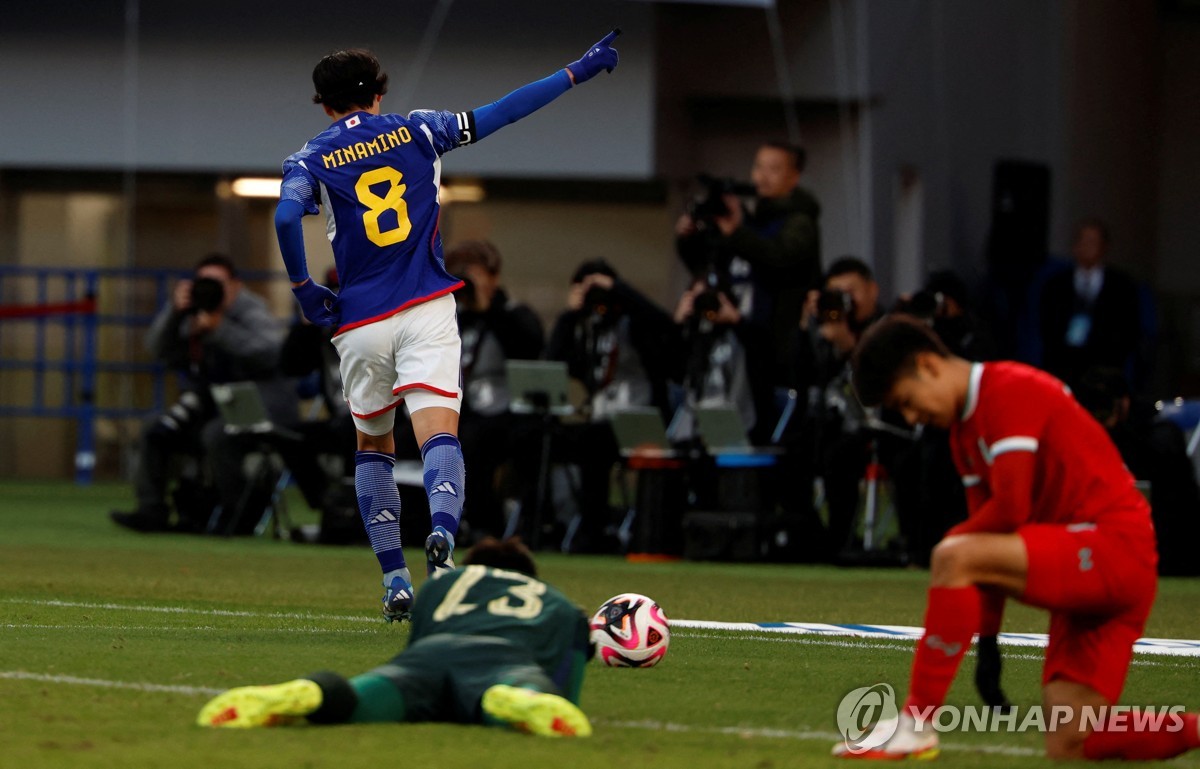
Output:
[280,109,477,332]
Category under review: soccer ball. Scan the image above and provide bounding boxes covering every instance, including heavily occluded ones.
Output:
[589,593,670,667]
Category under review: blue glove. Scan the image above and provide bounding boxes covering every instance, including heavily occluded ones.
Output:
[291,279,340,327]
[566,29,620,85]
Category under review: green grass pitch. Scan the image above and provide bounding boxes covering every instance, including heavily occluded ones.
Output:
[3,480,1199,768]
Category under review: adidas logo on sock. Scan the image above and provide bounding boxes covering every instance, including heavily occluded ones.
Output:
[431,482,457,497]
[369,509,397,525]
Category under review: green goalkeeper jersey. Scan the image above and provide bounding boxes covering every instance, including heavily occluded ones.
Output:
[408,566,591,694]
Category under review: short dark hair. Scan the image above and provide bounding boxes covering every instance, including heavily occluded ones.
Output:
[462,536,538,578]
[761,141,806,173]
[195,253,237,280]
[571,258,618,284]
[312,49,389,113]
[824,256,873,284]
[445,241,502,277]
[923,269,968,308]
[852,314,951,407]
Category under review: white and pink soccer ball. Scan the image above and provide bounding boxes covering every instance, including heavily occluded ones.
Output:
[589,593,670,668]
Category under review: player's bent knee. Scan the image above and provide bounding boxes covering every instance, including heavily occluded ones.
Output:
[929,536,972,586]
[353,411,398,441]
[931,534,1027,591]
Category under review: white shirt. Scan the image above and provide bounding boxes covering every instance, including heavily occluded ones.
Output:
[1073,266,1105,304]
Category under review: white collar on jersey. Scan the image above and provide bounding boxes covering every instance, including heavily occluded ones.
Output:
[961,362,984,421]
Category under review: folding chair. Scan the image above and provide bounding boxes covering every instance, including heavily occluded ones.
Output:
[208,382,301,539]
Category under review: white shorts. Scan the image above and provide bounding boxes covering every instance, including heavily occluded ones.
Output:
[331,294,462,435]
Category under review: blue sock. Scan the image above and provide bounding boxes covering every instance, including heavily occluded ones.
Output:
[421,433,465,538]
[354,451,406,575]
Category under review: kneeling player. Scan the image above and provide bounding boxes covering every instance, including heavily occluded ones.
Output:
[836,314,1199,760]
[197,538,592,737]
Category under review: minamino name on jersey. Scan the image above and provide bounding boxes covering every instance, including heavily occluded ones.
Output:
[322,127,414,169]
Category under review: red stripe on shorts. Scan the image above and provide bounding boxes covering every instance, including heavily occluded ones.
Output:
[333,282,465,337]
[392,383,459,398]
[351,399,405,420]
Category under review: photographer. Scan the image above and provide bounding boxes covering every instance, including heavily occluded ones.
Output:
[111,254,291,533]
[880,270,996,565]
[536,259,676,551]
[671,275,775,446]
[1075,366,1200,576]
[794,257,883,392]
[781,257,885,560]
[548,260,676,420]
[446,241,545,538]
[894,269,997,362]
[676,142,822,384]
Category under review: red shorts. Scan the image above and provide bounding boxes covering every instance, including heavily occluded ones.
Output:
[1018,522,1157,703]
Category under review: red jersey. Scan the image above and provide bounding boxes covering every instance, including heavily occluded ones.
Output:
[948,361,1153,536]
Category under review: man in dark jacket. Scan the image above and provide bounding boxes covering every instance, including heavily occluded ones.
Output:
[446,241,545,538]
[111,254,292,533]
[676,141,821,384]
[1039,218,1142,390]
[539,260,676,551]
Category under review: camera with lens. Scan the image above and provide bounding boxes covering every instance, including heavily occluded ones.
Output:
[188,276,225,314]
[688,173,757,226]
[693,287,723,320]
[897,289,944,322]
[583,285,614,318]
[816,289,855,324]
[687,271,735,337]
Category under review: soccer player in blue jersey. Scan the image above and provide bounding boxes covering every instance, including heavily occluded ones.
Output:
[274,32,620,622]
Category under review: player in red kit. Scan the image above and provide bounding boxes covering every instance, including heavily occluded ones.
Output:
[837,314,1198,760]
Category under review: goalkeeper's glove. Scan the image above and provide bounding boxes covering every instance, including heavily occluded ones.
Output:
[974,635,1014,711]
[292,279,340,327]
[566,29,620,84]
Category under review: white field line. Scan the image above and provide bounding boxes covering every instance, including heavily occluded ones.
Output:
[672,620,1200,658]
[0,670,223,696]
[596,719,1041,757]
[0,669,1039,755]
[6,598,1200,665]
[2,623,379,635]
[670,632,1184,668]
[1,622,1183,669]
[1,598,377,624]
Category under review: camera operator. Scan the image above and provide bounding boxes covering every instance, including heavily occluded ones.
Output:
[780,257,885,560]
[675,141,822,384]
[549,260,676,420]
[262,267,361,543]
[882,271,998,565]
[446,241,545,538]
[535,259,676,552]
[111,254,292,533]
[1075,366,1200,576]
[795,257,883,391]
[893,269,997,362]
[671,274,775,446]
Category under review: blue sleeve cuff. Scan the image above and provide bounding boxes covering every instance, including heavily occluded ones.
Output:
[274,199,309,283]
[473,70,573,142]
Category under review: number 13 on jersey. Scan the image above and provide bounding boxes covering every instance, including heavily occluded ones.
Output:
[432,566,547,622]
[356,166,412,247]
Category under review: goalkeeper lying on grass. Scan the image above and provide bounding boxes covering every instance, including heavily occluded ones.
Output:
[198,538,593,737]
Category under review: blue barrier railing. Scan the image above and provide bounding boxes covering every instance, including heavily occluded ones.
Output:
[0,265,287,483]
